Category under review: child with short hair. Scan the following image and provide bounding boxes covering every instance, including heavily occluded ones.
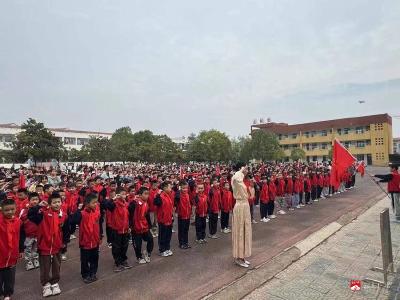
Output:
[19,192,40,270]
[220,182,233,233]
[105,188,131,272]
[175,180,192,249]
[28,192,68,298]
[70,193,101,283]
[129,187,153,264]
[0,199,25,300]
[194,183,208,244]
[208,178,221,239]
[154,181,174,257]
[259,177,270,222]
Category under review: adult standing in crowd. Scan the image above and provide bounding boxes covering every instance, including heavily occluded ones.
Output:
[231,162,252,268]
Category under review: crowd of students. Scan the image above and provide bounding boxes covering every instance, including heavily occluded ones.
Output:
[0,161,361,299]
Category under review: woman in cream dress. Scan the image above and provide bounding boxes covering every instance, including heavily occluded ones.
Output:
[231,163,252,268]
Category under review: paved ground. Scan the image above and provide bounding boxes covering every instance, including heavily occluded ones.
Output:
[245,192,400,300]
[13,171,386,300]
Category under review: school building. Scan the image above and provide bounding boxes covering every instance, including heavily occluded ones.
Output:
[0,123,113,151]
[251,113,393,166]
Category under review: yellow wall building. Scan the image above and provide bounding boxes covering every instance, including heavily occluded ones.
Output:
[251,114,393,166]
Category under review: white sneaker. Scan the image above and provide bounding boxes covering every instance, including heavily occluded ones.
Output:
[289,208,295,211]
[167,250,173,256]
[235,259,249,268]
[143,251,151,263]
[300,204,305,207]
[51,283,61,295]
[70,234,77,240]
[172,229,176,233]
[160,251,169,257]
[26,260,35,271]
[314,199,319,202]
[61,254,67,261]
[225,228,232,233]
[269,214,276,219]
[42,283,52,297]
[244,259,251,265]
[296,205,301,209]
[252,220,258,224]
[138,258,147,264]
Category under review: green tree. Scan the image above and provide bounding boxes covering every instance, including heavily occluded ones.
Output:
[248,130,282,161]
[231,136,252,162]
[80,136,112,162]
[0,150,13,163]
[187,130,232,162]
[153,135,184,162]
[12,118,65,164]
[67,148,87,162]
[290,147,306,161]
[110,126,136,162]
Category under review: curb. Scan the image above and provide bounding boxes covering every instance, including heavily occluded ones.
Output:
[204,193,386,300]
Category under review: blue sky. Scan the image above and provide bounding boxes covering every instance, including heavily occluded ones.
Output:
[0,0,399,137]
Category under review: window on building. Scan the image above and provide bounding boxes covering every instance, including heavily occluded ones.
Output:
[321,143,327,149]
[355,127,364,134]
[321,130,327,136]
[344,141,351,148]
[374,123,384,131]
[343,128,350,135]
[311,143,318,150]
[283,145,289,150]
[291,133,297,139]
[304,132,310,138]
[77,138,89,146]
[303,143,310,151]
[64,137,76,145]
[337,128,342,135]
[310,131,316,137]
[356,141,365,148]
[0,134,14,143]
[375,152,385,160]
[365,125,370,131]
[278,134,282,140]
[283,134,288,139]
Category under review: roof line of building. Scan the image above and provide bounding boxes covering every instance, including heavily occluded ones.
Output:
[0,123,112,136]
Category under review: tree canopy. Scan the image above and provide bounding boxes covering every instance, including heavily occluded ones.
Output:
[290,147,306,161]
[187,130,232,162]
[12,118,65,163]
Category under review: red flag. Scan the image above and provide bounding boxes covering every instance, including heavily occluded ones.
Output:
[330,139,356,189]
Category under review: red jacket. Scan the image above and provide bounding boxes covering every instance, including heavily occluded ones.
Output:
[148,188,159,212]
[294,179,302,193]
[130,199,150,234]
[323,175,330,187]
[156,192,174,225]
[19,206,38,238]
[65,190,79,214]
[78,207,101,249]
[285,178,293,194]
[304,178,312,193]
[317,176,324,188]
[195,192,208,217]
[276,179,285,196]
[259,183,269,204]
[34,207,67,255]
[0,214,22,268]
[221,189,233,212]
[176,191,192,220]
[208,187,221,214]
[311,175,318,187]
[268,182,276,201]
[388,171,400,193]
[110,199,130,234]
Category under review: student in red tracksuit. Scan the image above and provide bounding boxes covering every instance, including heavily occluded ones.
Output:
[19,192,40,271]
[304,174,312,204]
[70,193,101,284]
[317,173,324,199]
[104,188,132,272]
[285,176,294,211]
[220,182,233,233]
[208,178,221,239]
[104,190,116,248]
[28,192,69,298]
[129,187,154,263]
[275,175,286,214]
[0,198,25,300]
[16,188,29,217]
[259,176,270,222]
[268,178,277,218]
[148,180,160,237]
[311,173,318,201]
[175,180,192,249]
[194,183,208,243]
[154,181,174,257]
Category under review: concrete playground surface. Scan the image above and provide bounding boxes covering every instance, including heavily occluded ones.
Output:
[13,169,388,300]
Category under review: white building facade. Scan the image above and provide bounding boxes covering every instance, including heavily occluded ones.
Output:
[0,123,112,151]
